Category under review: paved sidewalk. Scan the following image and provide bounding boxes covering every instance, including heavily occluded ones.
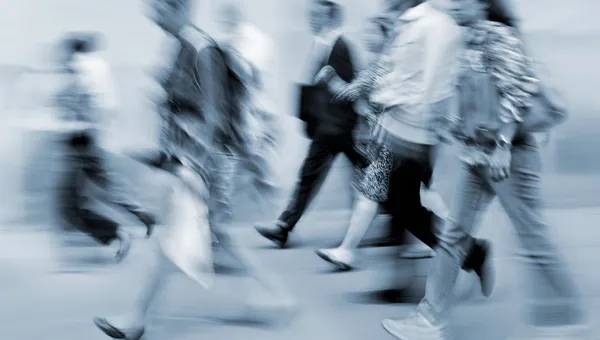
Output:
[1,205,600,340]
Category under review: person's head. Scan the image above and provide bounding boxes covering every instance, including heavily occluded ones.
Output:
[363,16,393,53]
[307,0,339,35]
[446,0,519,28]
[218,2,243,35]
[148,0,194,35]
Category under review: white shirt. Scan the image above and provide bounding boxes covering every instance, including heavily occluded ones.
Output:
[372,2,461,110]
[224,22,276,113]
[371,2,462,145]
[71,53,121,151]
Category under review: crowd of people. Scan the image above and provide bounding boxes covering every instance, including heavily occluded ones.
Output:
[49,0,590,339]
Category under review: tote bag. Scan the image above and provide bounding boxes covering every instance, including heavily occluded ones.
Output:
[520,61,568,132]
[159,167,214,289]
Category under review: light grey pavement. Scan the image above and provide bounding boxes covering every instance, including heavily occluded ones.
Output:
[2,203,600,340]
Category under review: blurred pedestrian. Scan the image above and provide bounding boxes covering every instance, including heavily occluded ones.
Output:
[93,1,296,338]
[254,0,368,248]
[381,0,590,339]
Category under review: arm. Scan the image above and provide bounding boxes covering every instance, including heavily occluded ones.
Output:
[486,23,537,143]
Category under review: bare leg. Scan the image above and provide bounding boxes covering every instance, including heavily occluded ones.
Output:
[103,245,169,328]
[315,194,379,269]
[340,194,379,249]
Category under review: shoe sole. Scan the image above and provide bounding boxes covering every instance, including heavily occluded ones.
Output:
[382,319,450,340]
[315,250,352,270]
[255,227,286,248]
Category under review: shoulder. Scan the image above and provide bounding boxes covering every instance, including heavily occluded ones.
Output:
[426,7,462,40]
[181,25,219,53]
[483,21,522,49]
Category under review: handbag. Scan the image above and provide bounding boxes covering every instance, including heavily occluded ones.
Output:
[520,61,568,132]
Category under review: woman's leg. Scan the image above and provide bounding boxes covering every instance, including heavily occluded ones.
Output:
[492,147,586,331]
[381,164,495,339]
[315,194,379,269]
[94,243,169,339]
[340,194,380,249]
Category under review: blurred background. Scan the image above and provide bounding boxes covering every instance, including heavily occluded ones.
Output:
[1,1,599,339]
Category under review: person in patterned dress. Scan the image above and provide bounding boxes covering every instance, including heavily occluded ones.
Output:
[381,0,590,339]
[93,1,295,338]
[312,16,395,269]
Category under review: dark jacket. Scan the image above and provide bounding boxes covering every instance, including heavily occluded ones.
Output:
[302,35,357,138]
[160,25,253,159]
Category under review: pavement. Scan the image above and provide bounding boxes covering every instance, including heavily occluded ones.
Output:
[2,203,600,340]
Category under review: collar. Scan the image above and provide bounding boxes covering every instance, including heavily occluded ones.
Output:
[399,2,431,21]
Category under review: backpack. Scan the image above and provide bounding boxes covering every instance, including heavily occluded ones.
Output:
[519,61,568,133]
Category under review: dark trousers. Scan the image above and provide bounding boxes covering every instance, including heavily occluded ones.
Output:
[279,133,367,230]
[380,137,438,248]
[57,132,120,245]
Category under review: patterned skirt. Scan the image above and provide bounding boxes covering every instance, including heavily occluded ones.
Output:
[354,137,393,203]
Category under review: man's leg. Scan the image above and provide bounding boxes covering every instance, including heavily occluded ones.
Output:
[382,165,495,339]
[492,147,587,335]
[85,144,156,237]
[255,137,334,247]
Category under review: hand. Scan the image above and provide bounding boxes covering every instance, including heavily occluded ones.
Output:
[333,84,361,102]
[458,145,489,167]
[487,147,511,182]
[314,65,335,84]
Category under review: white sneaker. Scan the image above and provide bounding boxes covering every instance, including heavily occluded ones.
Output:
[315,248,355,270]
[382,312,450,340]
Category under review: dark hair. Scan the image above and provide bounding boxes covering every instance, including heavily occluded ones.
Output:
[483,0,519,29]
[317,0,338,19]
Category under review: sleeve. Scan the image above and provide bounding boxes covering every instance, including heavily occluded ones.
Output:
[354,58,389,97]
[485,23,538,123]
[328,38,355,83]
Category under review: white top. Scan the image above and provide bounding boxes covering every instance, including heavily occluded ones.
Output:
[371,2,463,145]
[71,53,121,151]
[224,22,277,112]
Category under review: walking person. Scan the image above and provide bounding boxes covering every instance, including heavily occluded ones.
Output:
[93,1,295,338]
[56,35,155,263]
[254,0,368,247]
[380,0,591,339]
[312,11,492,296]
[314,0,494,295]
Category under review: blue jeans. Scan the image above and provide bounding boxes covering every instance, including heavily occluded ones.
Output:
[418,143,584,326]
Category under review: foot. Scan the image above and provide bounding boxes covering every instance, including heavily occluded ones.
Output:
[382,312,449,340]
[135,212,156,238]
[464,239,495,297]
[254,222,289,248]
[114,231,131,263]
[399,244,435,259]
[315,248,355,270]
[93,317,144,340]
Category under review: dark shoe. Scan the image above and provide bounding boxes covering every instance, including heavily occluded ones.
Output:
[135,212,156,238]
[463,239,495,297]
[254,222,289,248]
[93,317,144,340]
